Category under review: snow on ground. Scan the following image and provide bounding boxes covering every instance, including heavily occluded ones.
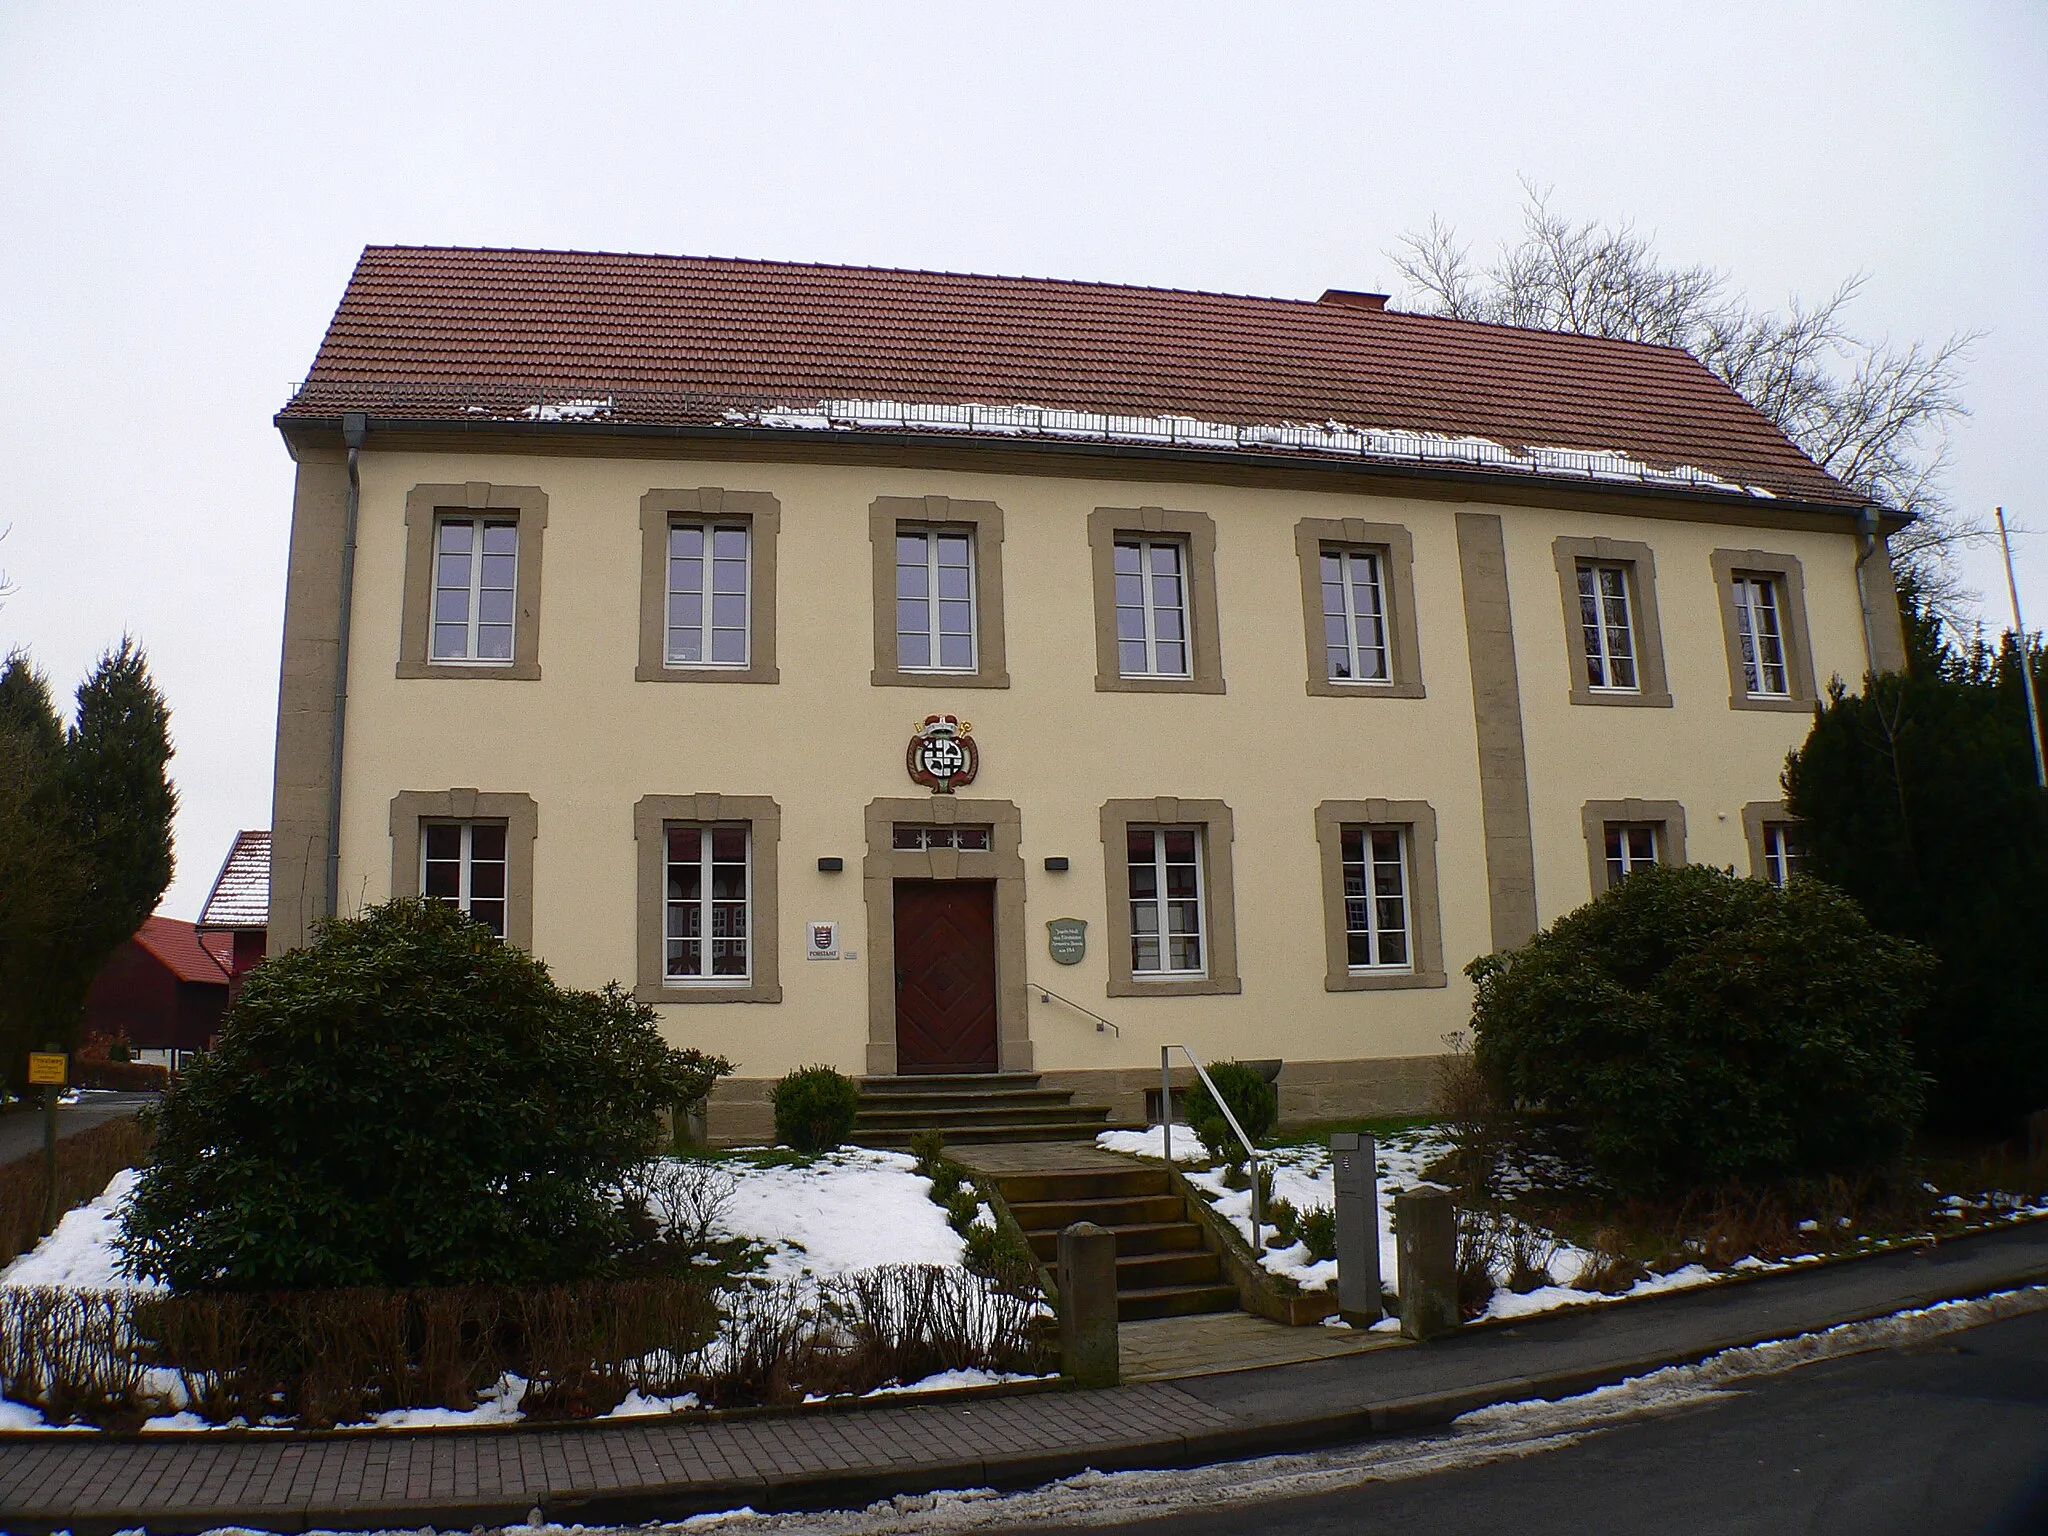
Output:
[717,1148,965,1281]
[0,1166,156,1290]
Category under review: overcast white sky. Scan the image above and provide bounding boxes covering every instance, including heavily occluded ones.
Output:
[1,1,2042,920]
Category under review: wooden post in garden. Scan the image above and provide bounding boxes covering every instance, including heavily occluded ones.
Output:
[1396,1183,1459,1341]
[1057,1221,1120,1388]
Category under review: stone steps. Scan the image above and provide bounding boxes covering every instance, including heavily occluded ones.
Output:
[852,1072,1120,1148]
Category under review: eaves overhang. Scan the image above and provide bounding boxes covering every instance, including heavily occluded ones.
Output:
[274,412,1908,535]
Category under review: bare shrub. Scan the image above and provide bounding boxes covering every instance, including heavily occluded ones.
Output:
[1455,1206,1507,1319]
[1572,1230,1649,1294]
[635,1159,740,1253]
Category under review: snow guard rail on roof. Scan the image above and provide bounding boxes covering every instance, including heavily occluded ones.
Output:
[282,379,1805,501]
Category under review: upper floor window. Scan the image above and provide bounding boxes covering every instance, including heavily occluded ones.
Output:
[1577,563,1639,692]
[896,528,976,672]
[1128,825,1204,977]
[1732,574,1791,698]
[665,823,751,983]
[667,521,750,667]
[432,518,517,663]
[1604,822,1659,887]
[1762,823,1803,888]
[1341,826,1410,970]
[1115,539,1191,679]
[1322,548,1391,684]
[421,820,507,937]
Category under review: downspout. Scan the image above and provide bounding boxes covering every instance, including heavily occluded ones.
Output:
[1853,506,1881,676]
[323,412,368,922]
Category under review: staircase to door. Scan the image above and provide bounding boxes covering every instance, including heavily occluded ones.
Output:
[853,1073,1118,1147]
[994,1164,1237,1321]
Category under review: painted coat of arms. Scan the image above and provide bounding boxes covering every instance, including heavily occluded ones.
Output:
[907,714,978,794]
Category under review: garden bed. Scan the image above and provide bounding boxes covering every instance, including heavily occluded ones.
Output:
[1099,1123,2048,1328]
[0,1149,1049,1432]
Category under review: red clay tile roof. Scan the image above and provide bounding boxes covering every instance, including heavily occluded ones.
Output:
[196,829,270,932]
[279,245,1859,507]
[134,916,231,986]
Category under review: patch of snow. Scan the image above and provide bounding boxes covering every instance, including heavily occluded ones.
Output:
[1096,1124,1202,1163]
[714,398,1786,498]
[864,1367,1048,1396]
[0,1167,157,1291]
[713,1148,965,1281]
[605,1388,703,1417]
[519,396,612,421]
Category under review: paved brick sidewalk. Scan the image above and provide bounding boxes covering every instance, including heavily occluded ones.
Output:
[5,1219,2046,1536]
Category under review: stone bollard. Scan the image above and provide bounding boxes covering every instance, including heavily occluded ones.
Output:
[1395,1183,1459,1341]
[1057,1221,1121,1388]
[1332,1132,1382,1325]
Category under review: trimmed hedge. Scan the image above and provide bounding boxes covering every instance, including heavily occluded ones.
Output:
[0,1111,153,1268]
[71,1057,169,1092]
[773,1065,861,1153]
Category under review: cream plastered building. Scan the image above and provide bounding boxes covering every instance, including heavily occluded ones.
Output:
[268,248,1909,1141]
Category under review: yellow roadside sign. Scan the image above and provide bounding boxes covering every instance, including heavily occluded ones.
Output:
[26,1053,67,1086]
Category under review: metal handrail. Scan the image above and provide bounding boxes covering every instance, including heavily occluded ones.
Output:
[1161,1045,1265,1250]
[1031,982,1122,1036]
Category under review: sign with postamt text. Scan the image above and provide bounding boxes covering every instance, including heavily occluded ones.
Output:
[26,1053,67,1087]
[1046,918,1088,966]
[807,921,840,960]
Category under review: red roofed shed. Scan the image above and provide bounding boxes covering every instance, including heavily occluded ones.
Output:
[82,916,230,1055]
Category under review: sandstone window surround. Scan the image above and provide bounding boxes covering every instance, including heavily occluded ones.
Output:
[399,484,548,681]
[1098,798,1240,996]
[1088,507,1225,694]
[1711,549,1818,712]
[1741,799,1804,885]
[1552,536,1672,708]
[1314,800,1447,992]
[636,489,782,685]
[869,496,1010,688]
[1580,798,1687,896]
[1295,519,1426,698]
[633,795,781,1004]
[388,789,539,949]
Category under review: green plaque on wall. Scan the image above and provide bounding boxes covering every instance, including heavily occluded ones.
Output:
[1046,918,1087,965]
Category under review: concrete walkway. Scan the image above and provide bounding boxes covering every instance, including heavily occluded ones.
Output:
[5,1217,2047,1535]
[0,1092,155,1168]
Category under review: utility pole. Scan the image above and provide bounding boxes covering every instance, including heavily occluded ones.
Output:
[1996,506,2046,790]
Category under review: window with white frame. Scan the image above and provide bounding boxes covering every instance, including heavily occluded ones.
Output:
[1603,823,1658,887]
[432,518,518,662]
[1127,826,1204,976]
[1576,563,1639,692]
[896,528,976,671]
[667,522,751,666]
[1732,574,1791,698]
[665,823,751,982]
[421,821,508,937]
[1762,823,1803,888]
[1114,538,1192,678]
[1341,826,1410,969]
[1321,548,1391,683]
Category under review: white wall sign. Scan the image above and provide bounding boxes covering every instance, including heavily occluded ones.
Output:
[806,921,840,960]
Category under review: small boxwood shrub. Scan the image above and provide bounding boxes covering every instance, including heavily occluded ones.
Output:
[1297,1205,1337,1262]
[1469,863,1932,1197]
[772,1065,861,1153]
[1185,1061,1279,1164]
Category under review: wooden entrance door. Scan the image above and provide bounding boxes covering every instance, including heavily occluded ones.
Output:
[894,880,999,1074]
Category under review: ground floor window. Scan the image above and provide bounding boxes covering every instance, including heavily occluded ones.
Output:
[420,820,508,937]
[1762,823,1803,887]
[666,823,751,982]
[1127,825,1204,977]
[1604,823,1659,888]
[1342,826,1410,970]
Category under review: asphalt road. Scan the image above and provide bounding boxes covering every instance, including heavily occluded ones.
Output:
[1057,1306,2048,1536]
[0,1091,154,1167]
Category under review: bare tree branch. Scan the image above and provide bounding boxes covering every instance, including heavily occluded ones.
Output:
[1389,188,1980,634]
